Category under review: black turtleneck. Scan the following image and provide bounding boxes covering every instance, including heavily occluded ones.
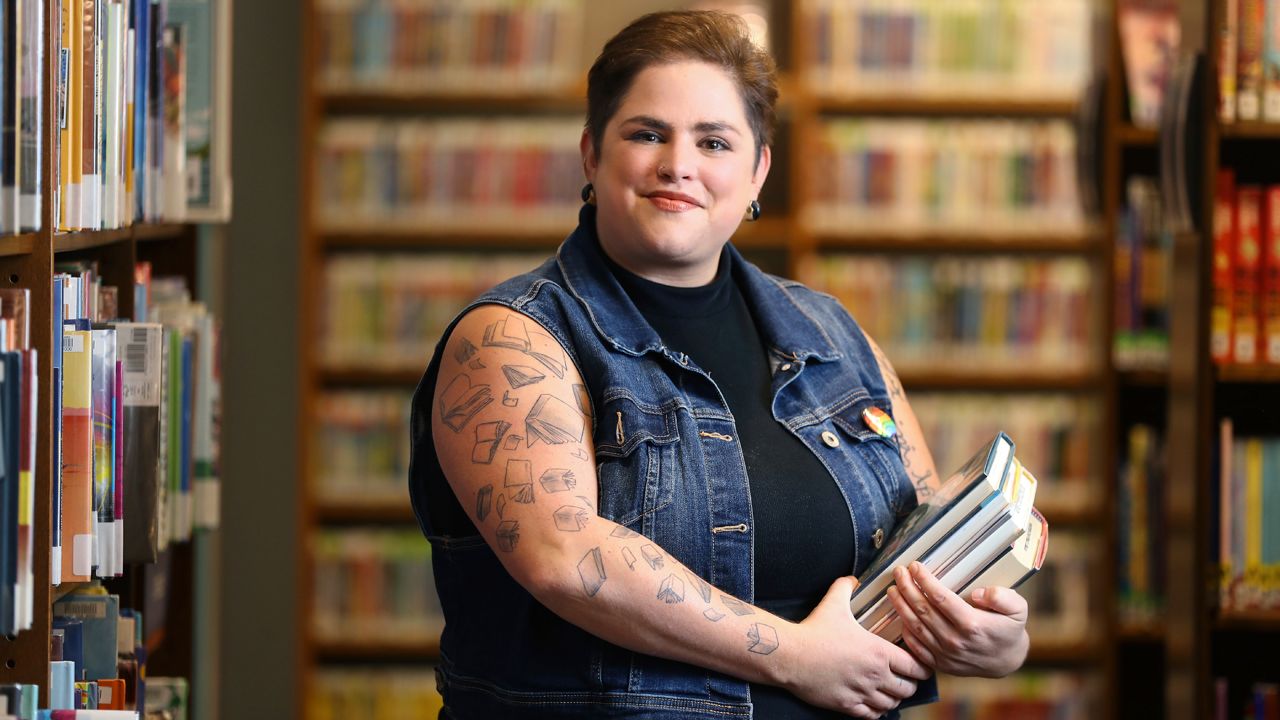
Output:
[604,248,855,720]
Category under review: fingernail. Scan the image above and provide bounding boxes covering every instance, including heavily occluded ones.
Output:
[910,561,922,574]
[971,588,986,602]
[887,586,898,600]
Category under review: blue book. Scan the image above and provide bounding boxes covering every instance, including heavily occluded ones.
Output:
[52,593,119,684]
[0,351,20,633]
[48,660,74,710]
[51,617,84,681]
[1,0,16,232]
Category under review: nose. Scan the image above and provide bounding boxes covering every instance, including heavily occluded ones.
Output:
[657,140,695,182]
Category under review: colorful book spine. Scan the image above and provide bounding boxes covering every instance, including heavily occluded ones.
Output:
[1265,0,1280,119]
[1241,0,1266,121]
[1224,0,1241,122]
[1214,171,1238,364]
[60,329,93,581]
[18,0,41,230]
[1265,188,1280,362]
[1236,186,1264,364]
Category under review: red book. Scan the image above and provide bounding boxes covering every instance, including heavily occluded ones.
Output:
[1235,185,1264,364]
[1214,170,1237,364]
[1264,187,1280,363]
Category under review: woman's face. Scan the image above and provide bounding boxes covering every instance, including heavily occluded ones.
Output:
[582,60,771,287]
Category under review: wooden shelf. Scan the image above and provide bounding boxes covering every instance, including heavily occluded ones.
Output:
[1116,124,1159,146]
[318,88,585,114]
[54,223,190,253]
[0,232,36,257]
[899,369,1102,391]
[811,96,1078,117]
[315,500,416,524]
[1220,121,1280,140]
[318,367,423,387]
[812,229,1102,254]
[1025,637,1104,664]
[313,635,442,660]
[1116,368,1170,387]
[1215,610,1280,631]
[320,228,567,251]
[1038,504,1104,527]
[1117,623,1166,642]
[1216,364,1280,383]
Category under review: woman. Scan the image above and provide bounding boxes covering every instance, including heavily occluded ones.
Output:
[409,11,1030,719]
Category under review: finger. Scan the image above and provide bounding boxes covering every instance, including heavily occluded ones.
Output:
[886,586,937,675]
[892,568,955,643]
[899,626,938,668]
[865,689,902,715]
[880,627,932,680]
[909,561,972,628]
[970,585,1028,618]
[816,575,859,621]
[880,673,917,700]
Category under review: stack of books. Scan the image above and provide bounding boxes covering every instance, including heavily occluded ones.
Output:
[852,432,1049,642]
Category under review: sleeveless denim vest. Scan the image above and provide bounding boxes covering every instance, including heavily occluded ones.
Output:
[409,206,935,718]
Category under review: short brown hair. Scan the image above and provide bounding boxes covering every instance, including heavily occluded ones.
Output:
[585,11,778,168]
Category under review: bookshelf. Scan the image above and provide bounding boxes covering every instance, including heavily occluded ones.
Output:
[298,1,1114,717]
[0,0,229,714]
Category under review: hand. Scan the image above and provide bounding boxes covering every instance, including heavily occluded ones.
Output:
[887,562,1029,678]
[783,576,933,718]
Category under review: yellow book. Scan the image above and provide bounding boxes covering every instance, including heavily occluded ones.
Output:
[1247,438,1264,571]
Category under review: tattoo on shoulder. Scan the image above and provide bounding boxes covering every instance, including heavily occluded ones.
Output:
[525,393,586,446]
[504,460,535,504]
[453,338,478,365]
[476,485,494,522]
[482,315,568,379]
[553,505,591,532]
[746,624,779,655]
[496,520,520,552]
[439,373,494,432]
[471,421,511,464]
[870,343,905,400]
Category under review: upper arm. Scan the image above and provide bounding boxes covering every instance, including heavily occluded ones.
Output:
[862,331,942,502]
[431,304,598,587]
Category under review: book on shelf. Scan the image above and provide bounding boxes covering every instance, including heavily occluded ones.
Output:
[848,432,1042,643]
[1211,169,1280,366]
[1117,0,1181,128]
[1218,420,1280,613]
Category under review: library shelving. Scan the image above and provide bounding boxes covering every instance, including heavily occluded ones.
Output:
[298,1,1115,717]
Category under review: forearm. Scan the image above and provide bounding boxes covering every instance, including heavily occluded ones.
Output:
[518,517,798,689]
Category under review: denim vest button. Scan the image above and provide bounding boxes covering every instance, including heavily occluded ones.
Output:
[821,430,840,448]
[872,527,885,548]
[780,363,792,371]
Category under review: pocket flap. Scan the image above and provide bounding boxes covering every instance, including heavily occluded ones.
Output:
[594,394,681,457]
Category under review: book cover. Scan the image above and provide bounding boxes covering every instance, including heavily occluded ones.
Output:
[1242,0,1266,121]
[17,0,38,230]
[17,348,33,630]
[849,432,1017,617]
[160,22,184,220]
[1,352,19,632]
[1221,417,1235,608]
[49,660,75,710]
[116,323,160,564]
[1117,0,1181,128]
[79,0,99,229]
[1225,0,1241,122]
[0,287,30,349]
[61,328,93,581]
[51,278,64,585]
[1,0,20,232]
[50,617,84,685]
[89,328,115,578]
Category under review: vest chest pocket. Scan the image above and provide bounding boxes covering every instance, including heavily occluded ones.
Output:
[593,394,682,528]
[828,398,916,520]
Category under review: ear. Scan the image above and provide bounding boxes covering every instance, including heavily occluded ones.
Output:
[751,144,772,193]
[580,128,598,184]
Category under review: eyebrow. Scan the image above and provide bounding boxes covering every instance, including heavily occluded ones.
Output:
[621,115,743,136]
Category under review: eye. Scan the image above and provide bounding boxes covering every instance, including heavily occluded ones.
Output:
[702,137,731,152]
[630,130,662,143]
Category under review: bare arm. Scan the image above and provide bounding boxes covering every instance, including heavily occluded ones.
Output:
[432,305,930,718]
[864,333,942,502]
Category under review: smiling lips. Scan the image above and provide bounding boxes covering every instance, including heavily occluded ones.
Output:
[645,191,702,212]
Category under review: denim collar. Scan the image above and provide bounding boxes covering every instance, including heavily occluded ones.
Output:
[555,204,843,363]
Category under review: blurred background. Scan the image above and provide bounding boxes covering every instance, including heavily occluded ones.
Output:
[213,1,1280,719]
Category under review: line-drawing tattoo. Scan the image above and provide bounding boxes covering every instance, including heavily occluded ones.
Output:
[746,624,779,655]
[577,495,596,512]
[578,548,606,596]
[496,520,519,552]
[483,317,532,352]
[571,448,589,461]
[471,421,511,464]
[476,485,494,522]
[657,575,686,604]
[622,547,638,570]
[554,506,591,532]
[684,570,713,603]
[504,435,523,450]
[572,384,592,416]
[482,316,566,378]
[469,359,486,370]
[641,545,664,571]
[703,607,725,622]
[438,374,493,432]
[502,391,518,407]
[525,394,586,446]
[911,469,935,499]
[610,526,640,539]
[538,468,576,493]
[720,595,755,616]
[454,338,478,364]
[496,493,508,519]
[505,460,535,504]
[502,365,546,389]
[871,343,905,400]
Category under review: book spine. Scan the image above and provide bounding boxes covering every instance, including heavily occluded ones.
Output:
[1266,187,1280,364]
[1226,0,1241,122]
[1215,171,1238,364]
[1236,186,1264,364]
[1242,0,1266,121]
